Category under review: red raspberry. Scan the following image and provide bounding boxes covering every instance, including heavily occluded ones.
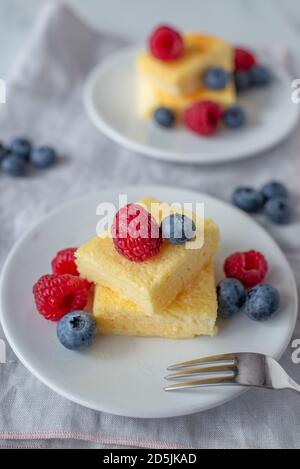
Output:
[112,204,162,262]
[184,101,222,136]
[224,250,268,288]
[149,25,184,61]
[235,48,257,71]
[51,248,79,276]
[51,248,92,289]
[33,274,89,321]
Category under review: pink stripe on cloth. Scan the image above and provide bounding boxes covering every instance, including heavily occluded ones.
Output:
[0,432,191,449]
[0,444,45,450]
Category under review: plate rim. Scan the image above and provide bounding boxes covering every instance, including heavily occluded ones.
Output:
[83,47,300,165]
[0,185,298,418]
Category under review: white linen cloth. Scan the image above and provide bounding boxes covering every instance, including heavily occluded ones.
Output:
[0,2,299,449]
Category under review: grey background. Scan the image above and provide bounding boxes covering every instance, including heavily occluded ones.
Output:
[1,0,300,77]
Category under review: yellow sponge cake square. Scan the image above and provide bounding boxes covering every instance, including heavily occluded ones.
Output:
[93,262,218,339]
[76,197,220,316]
[137,75,236,118]
[136,33,234,98]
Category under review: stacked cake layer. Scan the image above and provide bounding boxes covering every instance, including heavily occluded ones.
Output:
[93,262,218,339]
[136,33,236,118]
[76,198,220,339]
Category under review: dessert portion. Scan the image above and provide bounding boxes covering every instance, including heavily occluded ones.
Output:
[137,33,236,118]
[76,197,220,316]
[32,197,281,349]
[136,25,272,136]
[94,262,218,339]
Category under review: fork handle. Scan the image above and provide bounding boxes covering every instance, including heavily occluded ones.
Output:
[287,377,300,394]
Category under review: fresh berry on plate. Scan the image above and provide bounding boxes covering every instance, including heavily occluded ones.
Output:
[184,101,222,136]
[161,213,196,245]
[33,274,89,321]
[149,25,184,61]
[233,187,264,213]
[234,71,252,93]
[224,250,268,288]
[264,197,291,225]
[10,137,32,162]
[112,203,162,262]
[154,107,176,128]
[30,146,57,168]
[57,311,98,350]
[217,278,246,318]
[251,66,272,87]
[261,181,289,202]
[203,67,230,90]
[1,154,27,177]
[245,284,280,322]
[51,248,79,276]
[234,47,257,72]
[224,106,246,129]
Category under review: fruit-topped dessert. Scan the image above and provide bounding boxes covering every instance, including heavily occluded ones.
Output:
[32,194,281,351]
[136,25,272,136]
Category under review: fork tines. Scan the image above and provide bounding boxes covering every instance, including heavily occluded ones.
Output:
[164,353,237,392]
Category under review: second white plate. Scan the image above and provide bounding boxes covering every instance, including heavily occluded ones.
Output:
[84,48,299,164]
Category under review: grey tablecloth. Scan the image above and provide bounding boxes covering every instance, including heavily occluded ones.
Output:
[0,2,299,449]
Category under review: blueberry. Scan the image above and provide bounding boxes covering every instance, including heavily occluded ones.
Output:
[1,154,27,177]
[217,279,246,318]
[57,311,98,351]
[234,71,252,93]
[161,213,196,245]
[30,146,57,168]
[264,197,291,224]
[261,181,288,202]
[154,107,176,128]
[251,66,272,87]
[10,137,31,161]
[233,187,264,213]
[224,106,246,129]
[245,284,280,322]
[203,68,230,90]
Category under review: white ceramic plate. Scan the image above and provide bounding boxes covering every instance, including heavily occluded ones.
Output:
[84,48,299,164]
[0,186,297,418]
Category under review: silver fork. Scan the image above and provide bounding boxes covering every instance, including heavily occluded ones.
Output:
[164,353,300,393]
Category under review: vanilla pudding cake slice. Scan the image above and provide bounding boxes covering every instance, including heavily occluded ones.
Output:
[137,76,236,119]
[93,262,218,339]
[136,33,234,98]
[76,197,220,316]
[137,33,236,118]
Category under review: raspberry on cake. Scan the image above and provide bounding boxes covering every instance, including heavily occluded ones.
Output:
[93,262,218,339]
[112,203,162,262]
[149,25,184,62]
[76,197,220,316]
